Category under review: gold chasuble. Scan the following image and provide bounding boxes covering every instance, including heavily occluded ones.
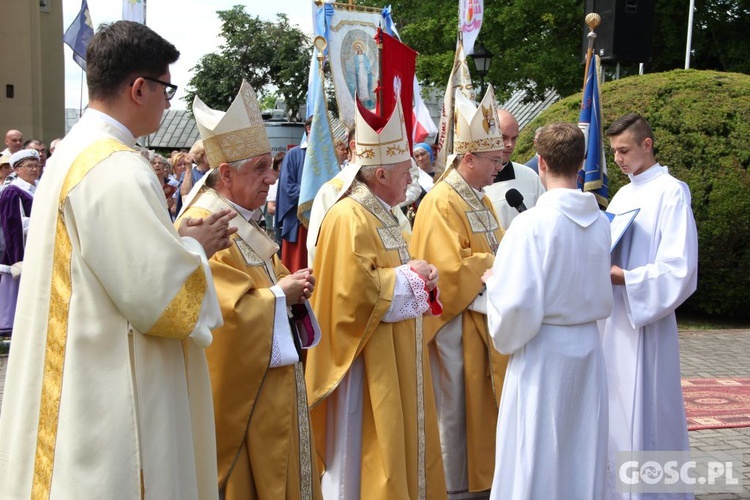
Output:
[410,168,509,494]
[178,190,321,500]
[305,182,446,500]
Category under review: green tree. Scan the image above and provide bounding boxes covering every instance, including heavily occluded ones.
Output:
[359,1,750,103]
[184,6,311,117]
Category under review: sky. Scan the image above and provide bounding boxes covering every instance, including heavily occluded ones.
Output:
[62,0,314,110]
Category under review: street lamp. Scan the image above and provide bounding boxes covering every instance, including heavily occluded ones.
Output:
[471,43,494,96]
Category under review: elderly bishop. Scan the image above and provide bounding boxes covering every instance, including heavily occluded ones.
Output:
[177,81,322,500]
[305,98,447,499]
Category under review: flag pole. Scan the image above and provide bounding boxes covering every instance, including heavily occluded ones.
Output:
[582,13,601,91]
[79,67,85,116]
[376,28,384,118]
[314,36,327,93]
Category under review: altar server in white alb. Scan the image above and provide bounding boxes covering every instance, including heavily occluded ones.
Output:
[0,21,236,500]
[601,113,698,499]
[485,122,613,499]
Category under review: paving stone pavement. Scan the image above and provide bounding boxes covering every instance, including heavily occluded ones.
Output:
[0,330,748,497]
[681,330,750,499]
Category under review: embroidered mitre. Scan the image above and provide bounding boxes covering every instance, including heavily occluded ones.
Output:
[354,96,410,166]
[192,80,270,168]
[453,84,503,154]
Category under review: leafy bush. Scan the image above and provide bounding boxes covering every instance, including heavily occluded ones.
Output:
[513,70,750,319]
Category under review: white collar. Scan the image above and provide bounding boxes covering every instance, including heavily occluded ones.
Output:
[10,175,36,194]
[83,108,137,146]
[629,162,665,184]
[223,198,258,222]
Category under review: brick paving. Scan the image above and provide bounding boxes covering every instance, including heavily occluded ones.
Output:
[681,330,750,499]
[1,330,749,497]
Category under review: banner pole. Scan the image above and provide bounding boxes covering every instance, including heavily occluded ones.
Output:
[582,13,601,91]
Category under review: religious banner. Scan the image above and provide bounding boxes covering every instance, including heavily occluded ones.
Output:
[578,55,609,208]
[459,0,484,56]
[327,5,382,128]
[122,0,146,24]
[63,0,94,71]
[434,39,475,178]
[378,9,438,147]
[377,29,417,150]
[298,39,342,228]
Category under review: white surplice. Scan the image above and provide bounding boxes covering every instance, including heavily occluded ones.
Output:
[486,188,613,500]
[484,162,545,230]
[600,164,698,500]
[0,109,221,500]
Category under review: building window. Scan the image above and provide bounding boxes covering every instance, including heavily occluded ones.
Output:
[40,0,50,12]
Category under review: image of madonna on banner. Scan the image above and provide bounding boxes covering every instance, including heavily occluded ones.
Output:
[327,5,382,127]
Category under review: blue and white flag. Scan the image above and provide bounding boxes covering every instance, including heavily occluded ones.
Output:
[62,0,94,71]
[298,57,340,227]
[306,1,333,119]
[578,55,609,208]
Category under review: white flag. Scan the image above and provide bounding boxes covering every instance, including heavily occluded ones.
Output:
[459,0,484,56]
[413,77,437,143]
[122,0,146,24]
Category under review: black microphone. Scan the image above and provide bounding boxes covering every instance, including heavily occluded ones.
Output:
[505,188,527,213]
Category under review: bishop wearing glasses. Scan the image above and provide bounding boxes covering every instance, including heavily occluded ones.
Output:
[410,86,509,499]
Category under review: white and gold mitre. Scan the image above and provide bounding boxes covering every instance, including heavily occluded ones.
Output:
[354,96,410,166]
[192,80,270,167]
[453,84,503,154]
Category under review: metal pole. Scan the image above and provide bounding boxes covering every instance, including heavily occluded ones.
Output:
[685,0,695,69]
[582,13,602,90]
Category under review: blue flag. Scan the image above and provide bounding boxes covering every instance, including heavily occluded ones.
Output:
[297,62,340,227]
[305,3,333,118]
[578,55,609,208]
[63,0,94,71]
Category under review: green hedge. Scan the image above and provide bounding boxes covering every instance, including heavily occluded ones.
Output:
[513,70,750,319]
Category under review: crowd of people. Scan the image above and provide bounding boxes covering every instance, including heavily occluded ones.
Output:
[0,20,699,500]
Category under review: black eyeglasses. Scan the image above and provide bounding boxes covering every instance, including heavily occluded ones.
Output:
[133,76,178,101]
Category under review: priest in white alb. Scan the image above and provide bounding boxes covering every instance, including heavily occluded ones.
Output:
[0,21,235,499]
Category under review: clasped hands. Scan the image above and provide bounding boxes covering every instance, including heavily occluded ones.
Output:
[407,260,439,290]
[279,268,315,305]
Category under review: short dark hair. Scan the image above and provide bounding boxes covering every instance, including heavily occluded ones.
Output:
[86,21,180,100]
[605,113,653,143]
[535,122,585,178]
